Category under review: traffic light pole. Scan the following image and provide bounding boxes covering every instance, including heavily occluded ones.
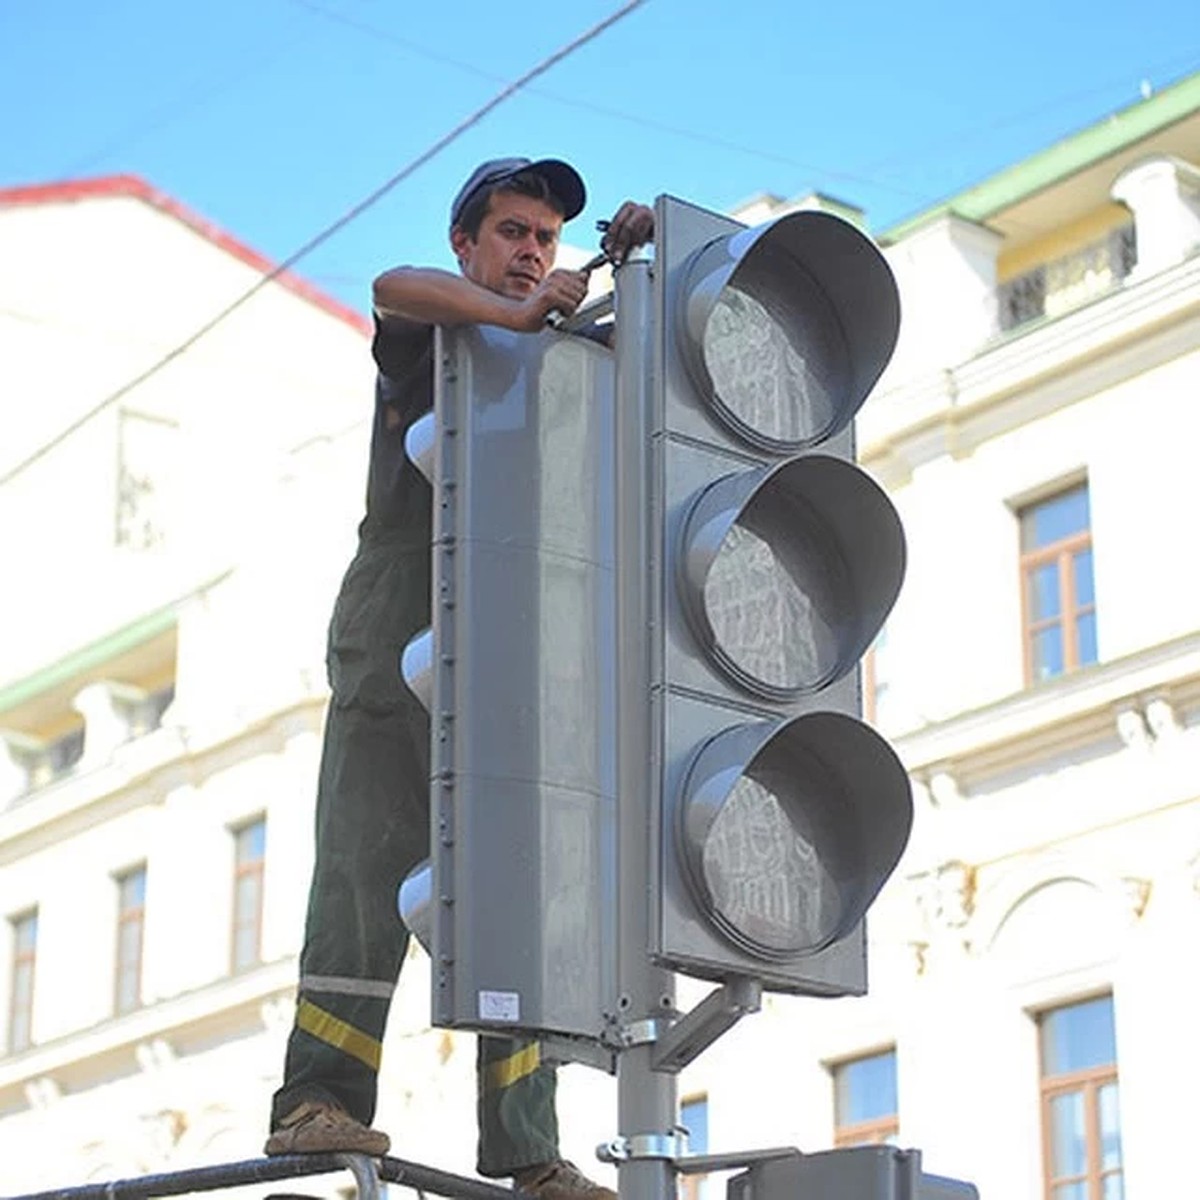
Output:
[611,246,679,1200]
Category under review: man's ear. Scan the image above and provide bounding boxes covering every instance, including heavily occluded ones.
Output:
[449,225,473,267]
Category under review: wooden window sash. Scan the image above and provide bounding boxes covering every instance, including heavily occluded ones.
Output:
[834,1114,899,1148]
[1040,1062,1119,1200]
[114,871,146,1014]
[8,913,37,1052]
[1021,527,1093,683]
[231,823,265,971]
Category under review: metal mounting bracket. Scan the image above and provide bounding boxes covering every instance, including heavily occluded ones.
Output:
[596,1129,690,1164]
[651,978,762,1073]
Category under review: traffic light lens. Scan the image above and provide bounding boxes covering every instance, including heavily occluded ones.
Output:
[702,772,843,955]
[680,457,905,701]
[677,714,914,964]
[704,518,840,694]
[704,269,847,449]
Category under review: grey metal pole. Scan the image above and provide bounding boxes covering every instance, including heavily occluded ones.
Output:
[612,246,677,1200]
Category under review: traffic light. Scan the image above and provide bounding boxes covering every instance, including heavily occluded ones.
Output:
[399,324,619,1043]
[648,196,913,994]
[727,1147,979,1200]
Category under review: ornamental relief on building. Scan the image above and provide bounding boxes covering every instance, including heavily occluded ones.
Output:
[908,860,978,973]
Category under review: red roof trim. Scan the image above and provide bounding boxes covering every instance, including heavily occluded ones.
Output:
[0,174,371,336]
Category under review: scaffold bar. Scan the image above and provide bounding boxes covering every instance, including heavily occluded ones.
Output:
[2,1153,520,1200]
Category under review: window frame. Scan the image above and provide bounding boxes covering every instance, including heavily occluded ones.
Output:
[8,909,38,1054]
[1037,996,1122,1200]
[113,865,147,1015]
[1018,487,1096,685]
[230,817,266,973]
[679,1093,709,1200]
[832,1048,899,1148]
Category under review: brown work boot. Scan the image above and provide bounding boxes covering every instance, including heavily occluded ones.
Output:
[513,1160,616,1200]
[264,1100,390,1156]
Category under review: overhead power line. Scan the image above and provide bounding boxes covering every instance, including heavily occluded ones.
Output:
[287,0,930,201]
[288,2,1200,208]
[1,0,646,488]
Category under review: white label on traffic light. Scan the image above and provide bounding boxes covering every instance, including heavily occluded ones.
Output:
[478,990,521,1022]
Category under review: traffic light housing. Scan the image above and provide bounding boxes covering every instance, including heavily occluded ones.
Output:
[727,1147,979,1200]
[649,196,913,994]
[400,325,619,1042]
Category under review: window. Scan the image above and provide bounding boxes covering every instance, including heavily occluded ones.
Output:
[231,818,266,971]
[1039,995,1122,1200]
[114,866,147,1014]
[833,1049,898,1146]
[8,910,38,1053]
[1020,485,1097,683]
[679,1094,709,1200]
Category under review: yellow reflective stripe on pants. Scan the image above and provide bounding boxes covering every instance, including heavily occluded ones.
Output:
[484,1042,542,1091]
[296,998,383,1071]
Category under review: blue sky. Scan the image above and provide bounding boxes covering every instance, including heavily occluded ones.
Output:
[3,0,1198,314]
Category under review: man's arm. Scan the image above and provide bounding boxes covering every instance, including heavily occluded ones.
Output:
[373,267,588,334]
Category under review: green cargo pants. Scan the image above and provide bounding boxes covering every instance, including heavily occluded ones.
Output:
[271,541,559,1176]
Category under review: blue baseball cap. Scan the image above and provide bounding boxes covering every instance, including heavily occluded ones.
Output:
[450,157,587,228]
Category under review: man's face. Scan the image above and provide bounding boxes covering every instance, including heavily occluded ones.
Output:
[451,190,564,299]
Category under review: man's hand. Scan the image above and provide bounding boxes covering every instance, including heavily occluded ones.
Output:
[512,268,590,332]
[602,201,655,265]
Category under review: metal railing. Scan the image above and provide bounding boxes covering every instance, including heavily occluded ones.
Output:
[2,1153,521,1200]
[998,222,1137,331]
[998,224,1137,331]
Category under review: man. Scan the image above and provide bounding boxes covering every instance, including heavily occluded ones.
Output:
[265,157,654,1200]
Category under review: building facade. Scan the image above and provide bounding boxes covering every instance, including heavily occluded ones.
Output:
[2,75,1199,1199]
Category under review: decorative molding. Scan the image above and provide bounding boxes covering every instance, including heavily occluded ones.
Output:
[907,861,979,974]
[135,1037,176,1073]
[23,1076,61,1109]
[928,771,964,808]
[972,853,1156,956]
[259,995,292,1032]
[1119,877,1152,920]
[1115,705,1152,750]
[1145,696,1182,740]
[139,1107,188,1165]
[0,729,40,807]
[917,861,978,932]
[892,631,1200,784]
[0,960,296,1098]
[861,250,1200,482]
[909,941,929,977]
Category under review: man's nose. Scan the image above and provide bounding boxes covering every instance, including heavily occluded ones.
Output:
[517,233,544,261]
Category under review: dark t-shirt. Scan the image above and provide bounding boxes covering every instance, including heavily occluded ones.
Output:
[324,315,435,710]
[360,314,435,546]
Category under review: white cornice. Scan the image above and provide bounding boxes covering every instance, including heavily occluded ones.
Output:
[862,252,1200,484]
[893,630,1200,781]
[0,699,325,863]
[0,957,296,1100]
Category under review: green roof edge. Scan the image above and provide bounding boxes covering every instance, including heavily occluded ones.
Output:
[879,71,1200,244]
[0,606,179,717]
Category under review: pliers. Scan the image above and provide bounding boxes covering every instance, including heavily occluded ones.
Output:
[545,248,612,330]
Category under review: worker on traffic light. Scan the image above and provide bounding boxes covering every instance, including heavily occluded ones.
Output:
[264,156,653,1200]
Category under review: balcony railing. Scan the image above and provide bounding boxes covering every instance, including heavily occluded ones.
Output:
[999,224,1137,332]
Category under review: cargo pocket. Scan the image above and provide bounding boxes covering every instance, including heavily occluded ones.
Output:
[327,545,431,713]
